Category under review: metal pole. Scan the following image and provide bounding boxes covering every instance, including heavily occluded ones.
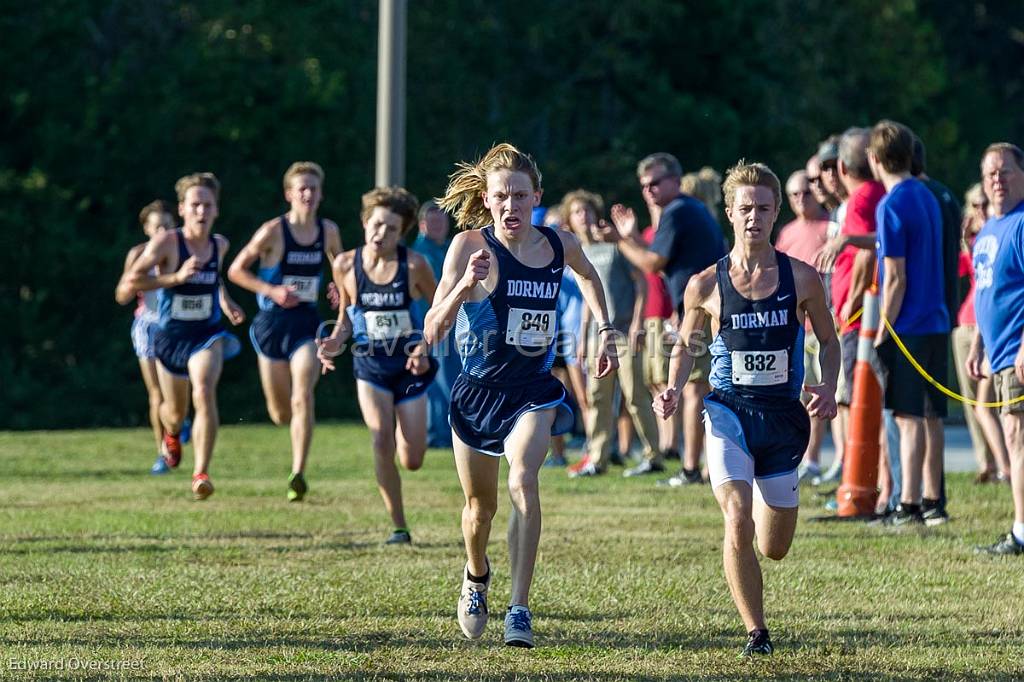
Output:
[375,0,406,187]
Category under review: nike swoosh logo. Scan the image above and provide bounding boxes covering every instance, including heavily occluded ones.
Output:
[777,294,792,302]
[792,485,798,491]
[551,267,562,274]
[392,282,402,288]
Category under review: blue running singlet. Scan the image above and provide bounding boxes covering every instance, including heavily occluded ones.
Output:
[256,216,325,311]
[454,226,563,382]
[703,252,809,485]
[348,245,436,400]
[155,230,240,376]
[450,225,573,456]
[708,252,805,402]
[250,217,324,360]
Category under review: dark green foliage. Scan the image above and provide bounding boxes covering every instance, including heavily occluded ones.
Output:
[2,1,1022,428]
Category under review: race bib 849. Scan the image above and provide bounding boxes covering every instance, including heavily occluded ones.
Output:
[506,308,556,346]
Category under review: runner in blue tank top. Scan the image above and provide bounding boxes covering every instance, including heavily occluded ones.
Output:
[228,162,343,502]
[426,143,618,649]
[317,187,437,545]
[126,173,245,501]
[115,200,178,474]
[654,162,839,657]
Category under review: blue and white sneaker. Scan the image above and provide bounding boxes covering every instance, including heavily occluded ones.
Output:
[150,454,170,475]
[457,562,490,639]
[504,605,534,648]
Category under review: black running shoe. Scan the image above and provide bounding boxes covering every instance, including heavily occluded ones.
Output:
[921,500,949,527]
[741,629,773,657]
[883,504,923,527]
[661,448,680,461]
[975,532,1024,556]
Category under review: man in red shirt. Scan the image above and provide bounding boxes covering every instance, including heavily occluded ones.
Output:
[776,170,831,480]
[817,127,886,484]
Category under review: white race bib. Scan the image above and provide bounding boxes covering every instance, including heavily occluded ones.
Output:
[283,275,319,303]
[365,310,412,341]
[731,350,788,386]
[171,294,213,321]
[506,307,556,346]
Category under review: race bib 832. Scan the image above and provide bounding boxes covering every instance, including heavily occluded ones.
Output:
[731,349,788,386]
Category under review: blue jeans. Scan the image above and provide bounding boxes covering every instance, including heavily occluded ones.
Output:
[885,409,901,510]
[426,332,461,448]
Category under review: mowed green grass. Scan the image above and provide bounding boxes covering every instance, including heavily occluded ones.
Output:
[1,424,1022,681]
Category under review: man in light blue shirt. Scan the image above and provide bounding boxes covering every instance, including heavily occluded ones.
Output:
[411,201,458,448]
[967,142,1024,556]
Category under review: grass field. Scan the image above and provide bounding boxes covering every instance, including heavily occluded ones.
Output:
[1,424,1023,681]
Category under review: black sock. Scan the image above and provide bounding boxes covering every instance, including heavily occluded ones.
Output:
[922,498,939,511]
[683,467,701,481]
[899,503,921,515]
[467,566,489,584]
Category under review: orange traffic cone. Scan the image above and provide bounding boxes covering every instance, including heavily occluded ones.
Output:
[837,285,883,517]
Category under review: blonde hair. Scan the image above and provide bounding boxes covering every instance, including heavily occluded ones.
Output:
[174,172,220,203]
[283,161,324,191]
[722,160,781,210]
[681,166,723,216]
[438,143,542,229]
[559,189,604,228]
[982,142,1024,172]
[361,186,419,236]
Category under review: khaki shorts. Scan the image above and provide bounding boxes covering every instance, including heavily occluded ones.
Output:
[992,366,1024,415]
[803,331,821,385]
[642,317,711,387]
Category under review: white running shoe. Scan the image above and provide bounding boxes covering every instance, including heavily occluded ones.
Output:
[504,605,534,648]
[457,562,490,639]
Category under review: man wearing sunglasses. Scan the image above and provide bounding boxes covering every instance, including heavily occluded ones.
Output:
[606,152,727,482]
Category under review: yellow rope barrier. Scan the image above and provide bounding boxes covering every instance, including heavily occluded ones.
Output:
[880,317,1024,409]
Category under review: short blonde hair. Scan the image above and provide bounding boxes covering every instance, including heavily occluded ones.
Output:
[175,172,220,203]
[721,160,781,210]
[361,186,419,236]
[681,166,723,215]
[982,142,1024,172]
[559,189,604,228]
[438,143,542,229]
[283,161,324,191]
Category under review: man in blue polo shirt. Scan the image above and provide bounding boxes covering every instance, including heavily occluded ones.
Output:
[868,120,951,527]
[610,152,727,480]
[967,142,1024,556]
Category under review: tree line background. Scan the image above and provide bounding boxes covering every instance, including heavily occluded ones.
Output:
[2,0,1022,430]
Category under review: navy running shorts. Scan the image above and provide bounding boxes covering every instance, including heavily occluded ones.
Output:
[250,307,321,361]
[449,373,574,457]
[155,326,241,377]
[353,350,437,403]
[703,390,810,480]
